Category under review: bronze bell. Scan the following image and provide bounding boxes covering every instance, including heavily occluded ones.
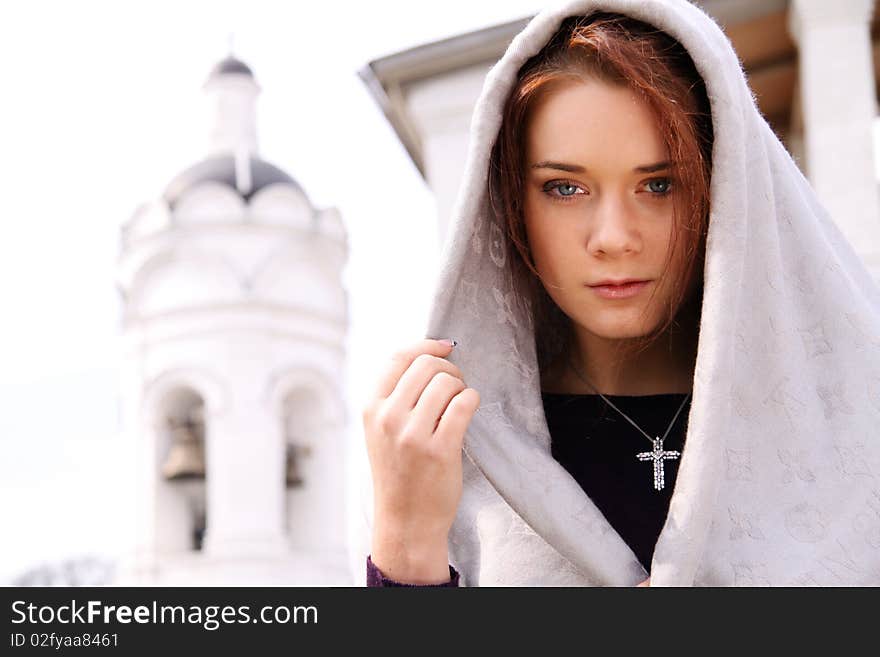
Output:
[161,408,206,481]
[285,443,312,488]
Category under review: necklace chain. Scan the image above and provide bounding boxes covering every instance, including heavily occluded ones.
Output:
[566,357,692,492]
[566,358,691,446]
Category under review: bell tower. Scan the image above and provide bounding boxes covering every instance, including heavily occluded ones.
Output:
[114,54,351,585]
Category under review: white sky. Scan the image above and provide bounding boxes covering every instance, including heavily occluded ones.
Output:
[0,0,547,582]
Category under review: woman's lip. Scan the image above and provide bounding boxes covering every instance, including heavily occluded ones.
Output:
[588,280,651,299]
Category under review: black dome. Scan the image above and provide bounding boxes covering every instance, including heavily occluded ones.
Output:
[210,56,254,78]
[163,154,304,208]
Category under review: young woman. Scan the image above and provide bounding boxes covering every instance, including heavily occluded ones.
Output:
[359,0,880,586]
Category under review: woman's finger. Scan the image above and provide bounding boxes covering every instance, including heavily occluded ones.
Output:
[409,371,467,441]
[386,352,464,412]
[372,339,458,401]
[433,388,481,452]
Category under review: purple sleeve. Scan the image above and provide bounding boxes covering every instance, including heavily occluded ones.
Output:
[366,554,460,587]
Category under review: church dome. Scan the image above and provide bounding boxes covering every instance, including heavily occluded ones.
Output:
[163,154,305,209]
[210,55,254,78]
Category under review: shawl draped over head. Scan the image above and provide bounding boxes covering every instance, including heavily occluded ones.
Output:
[355,0,880,586]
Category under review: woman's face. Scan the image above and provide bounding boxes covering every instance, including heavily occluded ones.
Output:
[523,77,688,342]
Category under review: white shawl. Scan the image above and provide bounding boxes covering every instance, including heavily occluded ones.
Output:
[356,0,880,586]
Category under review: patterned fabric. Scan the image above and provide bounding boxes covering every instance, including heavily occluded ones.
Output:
[355,0,880,586]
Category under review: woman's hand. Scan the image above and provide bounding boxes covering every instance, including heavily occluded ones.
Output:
[364,338,480,584]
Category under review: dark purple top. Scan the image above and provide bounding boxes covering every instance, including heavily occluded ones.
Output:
[366,554,460,586]
[367,392,691,586]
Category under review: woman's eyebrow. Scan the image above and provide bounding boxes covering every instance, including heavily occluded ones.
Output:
[633,161,671,173]
[530,161,586,173]
[530,160,671,173]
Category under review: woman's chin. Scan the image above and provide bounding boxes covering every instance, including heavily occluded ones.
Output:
[580,319,656,341]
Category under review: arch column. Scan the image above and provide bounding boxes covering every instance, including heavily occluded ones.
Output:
[201,393,289,559]
[788,0,880,278]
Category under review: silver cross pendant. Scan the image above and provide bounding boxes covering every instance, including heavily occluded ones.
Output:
[636,437,681,491]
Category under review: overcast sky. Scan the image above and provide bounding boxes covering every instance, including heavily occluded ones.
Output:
[0,0,547,582]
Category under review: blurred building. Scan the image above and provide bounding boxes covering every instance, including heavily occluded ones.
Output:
[359,0,880,281]
[114,55,351,585]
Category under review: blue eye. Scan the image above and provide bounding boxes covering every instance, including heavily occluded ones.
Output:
[542,180,585,202]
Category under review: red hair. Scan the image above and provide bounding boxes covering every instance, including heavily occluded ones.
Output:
[488,12,714,378]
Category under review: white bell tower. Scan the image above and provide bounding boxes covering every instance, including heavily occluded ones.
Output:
[114,54,351,585]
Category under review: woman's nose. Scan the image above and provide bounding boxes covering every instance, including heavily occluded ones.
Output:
[587,195,640,256]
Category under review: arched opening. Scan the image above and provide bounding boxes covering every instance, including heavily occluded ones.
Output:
[280,387,324,549]
[155,387,208,552]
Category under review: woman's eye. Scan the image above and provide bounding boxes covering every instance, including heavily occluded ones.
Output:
[543,181,585,200]
[645,178,673,195]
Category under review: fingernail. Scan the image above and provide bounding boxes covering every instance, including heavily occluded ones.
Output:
[438,338,457,347]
